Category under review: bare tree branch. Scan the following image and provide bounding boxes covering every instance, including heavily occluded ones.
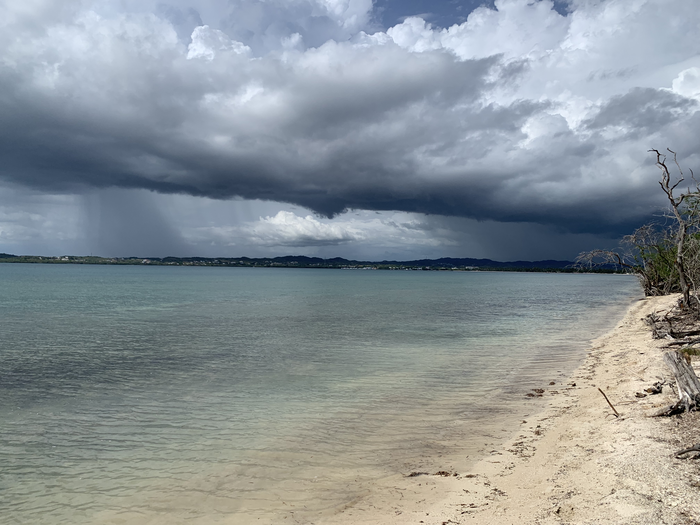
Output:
[649,148,697,308]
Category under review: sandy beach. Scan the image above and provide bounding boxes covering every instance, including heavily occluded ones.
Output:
[324,294,700,525]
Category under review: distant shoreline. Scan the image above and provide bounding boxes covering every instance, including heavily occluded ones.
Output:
[0,253,624,273]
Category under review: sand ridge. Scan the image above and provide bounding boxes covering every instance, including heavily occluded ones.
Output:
[326,294,700,525]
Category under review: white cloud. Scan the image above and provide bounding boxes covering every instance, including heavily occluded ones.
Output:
[187,25,250,60]
[672,67,700,100]
[245,211,359,246]
[388,0,567,60]
[245,210,458,249]
[179,207,455,252]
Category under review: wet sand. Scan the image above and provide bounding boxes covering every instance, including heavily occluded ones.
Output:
[322,294,700,524]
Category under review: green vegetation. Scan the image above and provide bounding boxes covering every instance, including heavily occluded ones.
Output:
[680,347,700,358]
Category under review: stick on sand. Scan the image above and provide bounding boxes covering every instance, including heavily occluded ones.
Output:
[597,387,620,417]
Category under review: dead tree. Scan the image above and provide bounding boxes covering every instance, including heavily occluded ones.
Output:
[651,148,696,308]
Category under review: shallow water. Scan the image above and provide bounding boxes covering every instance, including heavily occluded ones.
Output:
[0,265,640,524]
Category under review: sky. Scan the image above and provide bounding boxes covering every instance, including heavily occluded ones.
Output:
[0,0,699,261]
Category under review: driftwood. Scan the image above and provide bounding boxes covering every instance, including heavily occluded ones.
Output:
[597,388,620,417]
[665,339,700,346]
[665,350,700,408]
[650,350,700,416]
[645,306,700,340]
[650,402,686,417]
[675,443,700,458]
[644,381,664,395]
[670,330,700,338]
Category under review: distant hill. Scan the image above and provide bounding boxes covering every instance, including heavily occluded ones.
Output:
[0,253,587,271]
[377,257,574,269]
[154,255,577,269]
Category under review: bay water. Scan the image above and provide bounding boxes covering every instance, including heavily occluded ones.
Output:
[0,265,640,524]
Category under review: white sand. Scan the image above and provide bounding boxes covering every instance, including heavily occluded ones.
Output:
[324,294,700,525]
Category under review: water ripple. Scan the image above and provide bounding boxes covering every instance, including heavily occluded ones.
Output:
[0,266,640,524]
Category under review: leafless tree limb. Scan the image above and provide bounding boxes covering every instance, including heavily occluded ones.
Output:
[649,148,699,308]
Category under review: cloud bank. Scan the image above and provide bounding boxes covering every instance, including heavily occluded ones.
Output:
[1,0,700,257]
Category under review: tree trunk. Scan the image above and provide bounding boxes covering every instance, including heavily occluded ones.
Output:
[664,350,700,410]
[652,148,694,307]
[675,217,691,307]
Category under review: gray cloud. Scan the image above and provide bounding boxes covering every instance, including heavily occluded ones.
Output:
[156,4,203,44]
[585,88,698,135]
[1,0,700,257]
[84,189,190,258]
[0,183,85,255]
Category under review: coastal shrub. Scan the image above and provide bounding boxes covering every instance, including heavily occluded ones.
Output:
[680,347,700,361]
[577,223,681,296]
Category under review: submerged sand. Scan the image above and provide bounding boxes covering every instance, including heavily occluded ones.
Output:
[323,294,700,524]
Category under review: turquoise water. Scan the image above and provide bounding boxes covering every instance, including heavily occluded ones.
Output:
[0,265,640,524]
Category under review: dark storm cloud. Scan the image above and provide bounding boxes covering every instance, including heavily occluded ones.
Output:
[1,0,700,243]
[84,189,190,257]
[585,88,698,135]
